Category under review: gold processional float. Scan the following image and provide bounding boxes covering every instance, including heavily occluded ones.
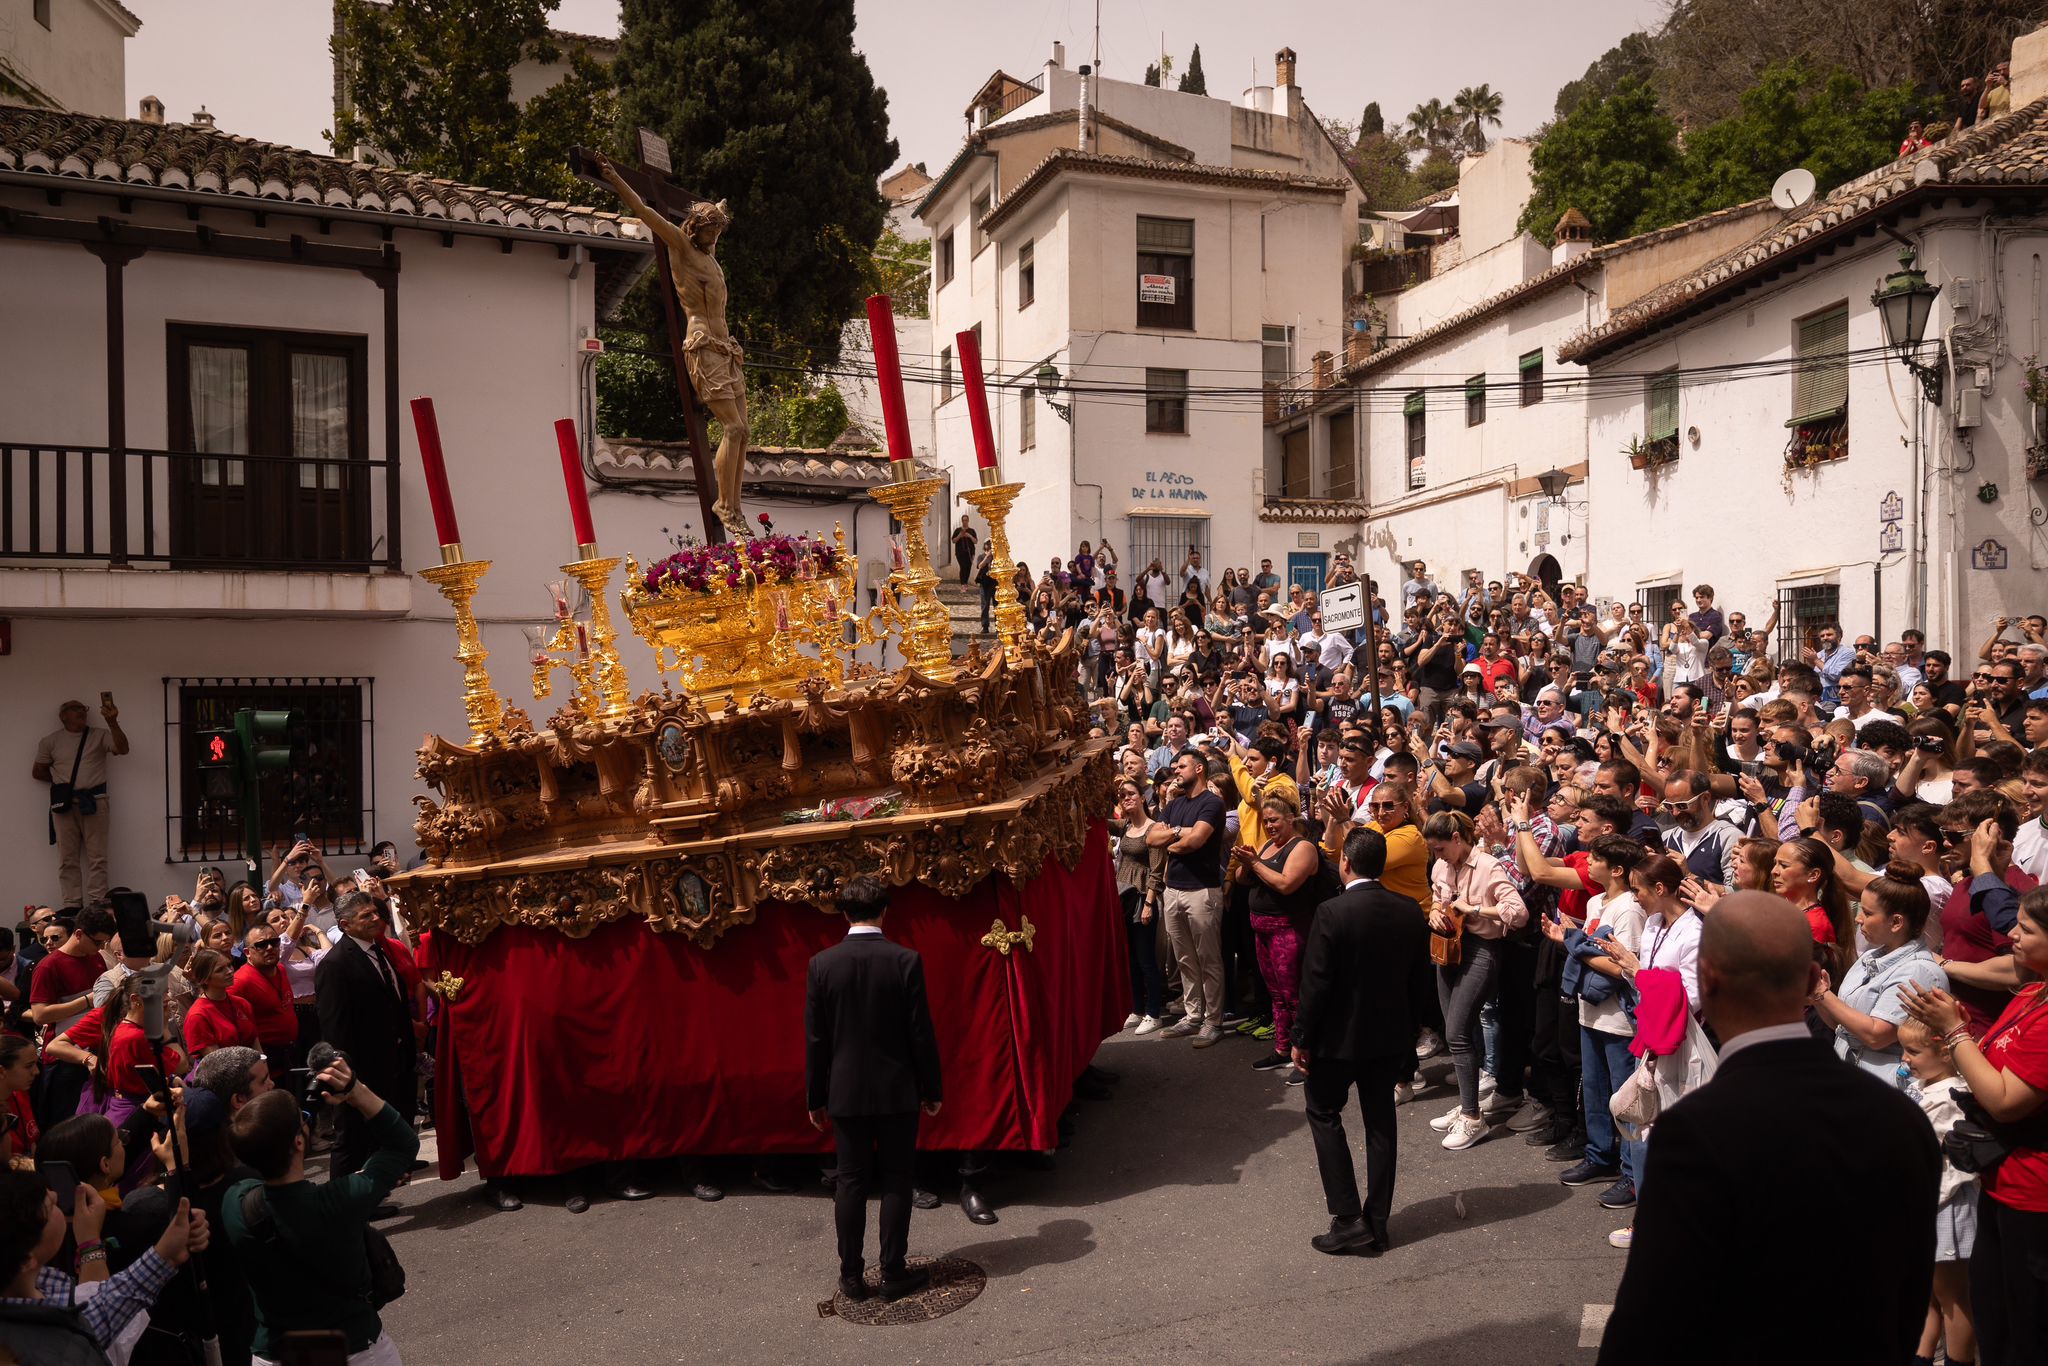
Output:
[389,302,1109,957]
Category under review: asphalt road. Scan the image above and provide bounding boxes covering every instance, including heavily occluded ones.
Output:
[378,1029,1630,1364]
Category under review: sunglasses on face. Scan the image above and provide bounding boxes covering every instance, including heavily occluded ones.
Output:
[1366,800,1404,813]
[248,937,280,951]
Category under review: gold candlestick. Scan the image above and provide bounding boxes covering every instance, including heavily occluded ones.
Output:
[960,471,1030,660]
[858,476,956,681]
[565,554,631,718]
[420,549,508,746]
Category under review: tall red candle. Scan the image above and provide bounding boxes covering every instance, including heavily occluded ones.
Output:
[957,328,998,470]
[410,397,461,546]
[865,295,915,469]
[554,418,597,548]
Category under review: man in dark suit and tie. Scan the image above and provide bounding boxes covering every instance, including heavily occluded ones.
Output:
[806,876,944,1302]
[314,890,417,1178]
[1292,825,1431,1255]
[1599,892,1939,1364]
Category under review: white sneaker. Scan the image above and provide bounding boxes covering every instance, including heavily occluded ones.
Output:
[1608,1225,1633,1249]
[1507,1099,1554,1134]
[1477,1070,1498,1099]
[1429,1102,1465,1133]
[1480,1091,1523,1122]
[1415,1028,1445,1060]
[1393,1082,1415,1106]
[1192,1024,1225,1048]
[1160,1018,1201,1039]
[1441,1114,1488,1150]
[1133,1015,1163,1037]
[1123,1012,1143,1030]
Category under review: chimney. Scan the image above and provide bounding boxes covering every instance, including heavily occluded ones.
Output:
[1274,47,1299,117]
[138,95,164,125]
[1077,63,1093,151]
[1050,41,1065,69]
[189,105,217,130]
[1552,208,1595,267]
[1311,349,1335,390]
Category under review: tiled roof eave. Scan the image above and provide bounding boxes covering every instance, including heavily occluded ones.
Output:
[1258,499,1368,523]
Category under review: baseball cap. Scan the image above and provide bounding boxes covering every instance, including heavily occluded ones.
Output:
[1461,662,1482,676]
[1481,714,1522,731]
[1448,740,1484,761]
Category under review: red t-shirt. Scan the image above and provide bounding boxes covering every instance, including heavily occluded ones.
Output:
[1798,904,1833,946]
[28,949,103,1045]
[57,1009,104,1053]
[183,993,257,1055]
[1981,985,2048,1214]
[229,963,300,1046]
[1558,850,1600,923]
[1475,656,1517,694]
[8,1091,37,1157]
[107,1020,184,1099]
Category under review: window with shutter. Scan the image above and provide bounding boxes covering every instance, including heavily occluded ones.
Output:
[1145,368,1188,433]
[1518,350,1544,406]
[971,188,991,254]
[1018,240,1035,309]
[939,345,954,405]
[1792,306,1849,422]
[1646,371,1679,440]
[937,231,956,287]
[1019,385,1036,451]
[1325,409,1356,500]
[1281,427,1313,497]
[1136,216,1194,329]
[1466,374,1486,426]
[1405,391,1426,489]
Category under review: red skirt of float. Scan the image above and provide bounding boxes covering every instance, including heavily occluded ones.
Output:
[424,823,1127,1179]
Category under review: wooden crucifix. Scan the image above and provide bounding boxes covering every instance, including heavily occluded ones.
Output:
[571,129,737,542]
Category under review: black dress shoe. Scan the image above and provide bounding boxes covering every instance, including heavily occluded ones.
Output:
[960,1187,999,1224]
[408,1158,432,1174]
[1544,1137,1586,1163]
[752,1168,797,1194]
[911,1187,941,1210]
[1310,1216,1383,1256]
[370,1202,401,1221]
[482,1182,523,1212]
[880,1266,931,1301]
[611,1182,655,1201]
[838,1275,872,1302]
[564,1191,591,1214]
[692,1182,724,1202]
[1524,1120,1571,1147]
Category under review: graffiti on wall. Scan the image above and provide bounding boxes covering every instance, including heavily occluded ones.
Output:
[1131,470,1207,502]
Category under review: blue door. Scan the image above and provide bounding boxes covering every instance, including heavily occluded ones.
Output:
[1286,552,1327,596]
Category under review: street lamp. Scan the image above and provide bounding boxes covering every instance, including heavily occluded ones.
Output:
[1035,362,1073,423]
[1535,468,1571,502]
[1871,245,1943,404]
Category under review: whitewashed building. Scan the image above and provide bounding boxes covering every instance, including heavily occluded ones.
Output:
[0,80,905,899]
[1559,82,2048,651]
[916,44,1359,587]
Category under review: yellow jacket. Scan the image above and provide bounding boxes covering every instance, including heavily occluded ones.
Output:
[1227,753,1299,852]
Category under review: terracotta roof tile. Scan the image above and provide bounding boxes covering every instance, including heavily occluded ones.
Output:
[0,103,642,243]
[1558,98,2048,363]
[978,149,1348,234]
[597,439,909,491]
[1258,498,1368,523]
[1346,198,1777,377]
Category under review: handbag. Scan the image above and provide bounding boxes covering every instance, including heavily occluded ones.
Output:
[1942,993,2048,1176]
[47,728,88,815]
[1429,903,1466,967]
[240,1182,406,1308]
[1610,1056,1661,1129]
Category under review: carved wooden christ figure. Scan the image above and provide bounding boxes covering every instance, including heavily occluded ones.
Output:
[594,152,751,540]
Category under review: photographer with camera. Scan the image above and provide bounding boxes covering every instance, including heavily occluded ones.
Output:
[32,698,128,916]
[224,1050,414,1365]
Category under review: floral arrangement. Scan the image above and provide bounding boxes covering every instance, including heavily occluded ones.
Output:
[2024,355,2048,410]
[641,526,840,595]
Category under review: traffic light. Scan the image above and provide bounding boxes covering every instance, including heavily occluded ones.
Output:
[234,709,297,774]
[196,728,234,770]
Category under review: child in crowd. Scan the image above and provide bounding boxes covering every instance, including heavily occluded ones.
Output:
[1898,1016,1976,1366]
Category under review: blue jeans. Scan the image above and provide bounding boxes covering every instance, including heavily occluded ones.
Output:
[1580,1026,1638,1181]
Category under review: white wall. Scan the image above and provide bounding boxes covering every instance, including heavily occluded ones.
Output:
[1388,234,1552,335]
[0,0,132,116]
[1581,213,2047,650]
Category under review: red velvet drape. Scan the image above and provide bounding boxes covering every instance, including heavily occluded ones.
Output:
[427,822,1125,1180]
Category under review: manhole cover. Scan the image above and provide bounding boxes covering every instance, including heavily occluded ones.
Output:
[820,1255,986,1324]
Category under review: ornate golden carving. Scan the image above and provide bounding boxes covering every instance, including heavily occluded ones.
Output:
[980,916,1037,956]
[958,480,1030,659]
[425,971,466,1000]
[419,557,509,746]
[849,477,956,682]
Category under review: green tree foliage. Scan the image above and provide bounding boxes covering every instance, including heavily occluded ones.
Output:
[612,0,898,371]
[863,228,930,320]
[329,0,617,202]
[1552,32,1657,122]
[1411,149,1461,197]
[1178,44,1207,96]
[1404,98,1455,153]
[1359,101,1384,137]
[1452,84,1504,153]
[1517,77,1681,245]
[1521,63,1922,246]
[1143,62,1160,88]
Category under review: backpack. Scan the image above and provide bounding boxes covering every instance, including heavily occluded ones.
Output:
[239,1184,406,1309]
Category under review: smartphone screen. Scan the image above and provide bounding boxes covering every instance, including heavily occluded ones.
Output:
[43,1160,77,1216]
[134,1064,168,1100]
[109,890,154,961]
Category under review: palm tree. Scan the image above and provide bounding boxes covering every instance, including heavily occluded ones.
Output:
[1404,98,1453,153]
[1452,84,1505,153]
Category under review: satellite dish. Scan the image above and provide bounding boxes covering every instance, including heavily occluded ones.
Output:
[1771,168,1817,211]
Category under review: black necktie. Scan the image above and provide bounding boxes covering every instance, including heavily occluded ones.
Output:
[368,942,398,999]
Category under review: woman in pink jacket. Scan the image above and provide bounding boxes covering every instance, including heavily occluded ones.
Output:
[1421,809,1527,1152]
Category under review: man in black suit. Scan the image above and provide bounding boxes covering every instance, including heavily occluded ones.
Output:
[314,890,416,1179]
[1292,825,1431,1256]
[805,876,944,1302]
[1599,892,1940,1365]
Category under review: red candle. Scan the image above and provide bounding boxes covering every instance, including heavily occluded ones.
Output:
[410,397,461,546]
[865,295,915,469]
[957,328,998,470]
[554,418,597,549]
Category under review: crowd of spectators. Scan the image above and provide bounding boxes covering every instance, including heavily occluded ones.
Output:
[1093,548,2048,1366]
[0,842,425,1364]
